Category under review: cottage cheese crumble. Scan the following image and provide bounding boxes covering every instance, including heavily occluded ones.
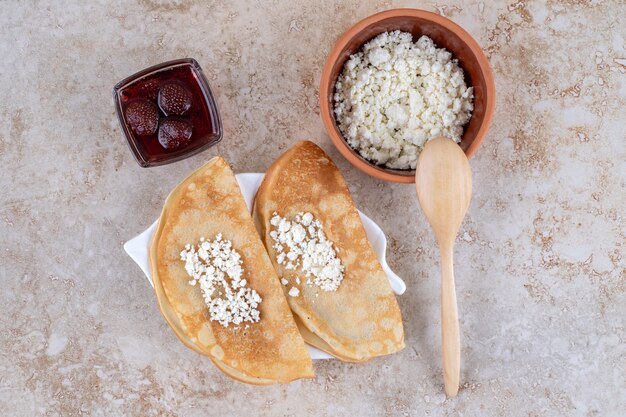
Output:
[180,234,261,327]
[333,31,474,169]
[269,212,345,292]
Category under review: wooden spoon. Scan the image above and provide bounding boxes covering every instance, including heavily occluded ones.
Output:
[415,137,472,397]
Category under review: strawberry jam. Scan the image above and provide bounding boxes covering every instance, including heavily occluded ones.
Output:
[113,59,222,167]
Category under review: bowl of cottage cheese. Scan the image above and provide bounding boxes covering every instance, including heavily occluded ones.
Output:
[320,9,495,183]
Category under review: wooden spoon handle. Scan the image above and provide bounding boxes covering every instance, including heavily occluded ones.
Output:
[441,244,460,397]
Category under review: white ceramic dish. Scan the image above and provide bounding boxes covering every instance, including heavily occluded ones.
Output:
[124,173,406,360]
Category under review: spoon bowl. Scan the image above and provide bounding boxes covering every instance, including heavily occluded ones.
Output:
[416,138,472,237]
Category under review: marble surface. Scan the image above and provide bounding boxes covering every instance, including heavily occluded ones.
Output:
[1,0,624,415]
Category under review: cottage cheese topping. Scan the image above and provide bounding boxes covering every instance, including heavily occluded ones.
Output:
[333,31,474,169]
[180,234,261,327]
[269,212,345,292]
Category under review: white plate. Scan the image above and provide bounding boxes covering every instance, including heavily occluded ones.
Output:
[124,173,406,360]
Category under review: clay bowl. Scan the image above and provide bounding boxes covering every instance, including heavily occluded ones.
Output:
[320,9,496,183]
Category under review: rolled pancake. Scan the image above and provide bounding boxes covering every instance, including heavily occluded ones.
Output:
[253,141,405,362]
[149,156,314,384]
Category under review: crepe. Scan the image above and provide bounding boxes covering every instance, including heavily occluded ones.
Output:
[253,141,405,362]
[149,156,314,384]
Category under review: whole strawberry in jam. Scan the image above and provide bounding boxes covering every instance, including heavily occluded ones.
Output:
[125,99,159,136]
[158,118,193,150]
[138,78,160,100]
[158,82,192,115]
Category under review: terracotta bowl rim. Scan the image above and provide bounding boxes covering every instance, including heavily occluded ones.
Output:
[320,8,496,183]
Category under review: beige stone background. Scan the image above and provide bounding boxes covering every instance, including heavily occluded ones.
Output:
[1,0,624,416]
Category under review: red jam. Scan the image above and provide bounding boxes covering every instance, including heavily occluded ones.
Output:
[114,59,222,167]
